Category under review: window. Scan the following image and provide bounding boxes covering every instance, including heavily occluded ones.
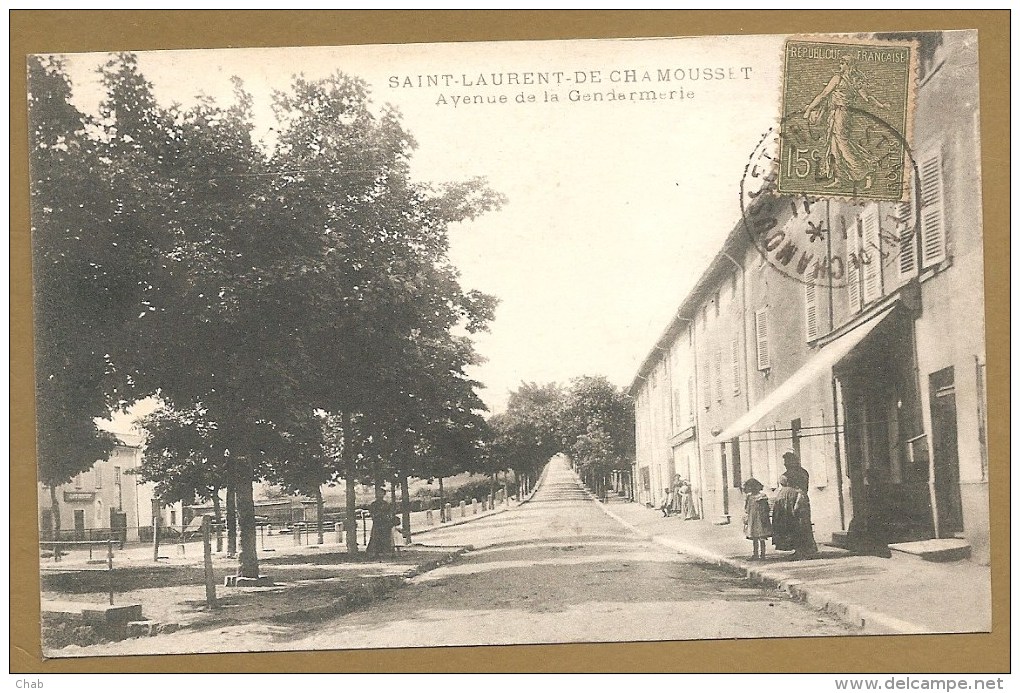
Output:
[918,148,947,268]
[754,308,771,371]
[74,474,82,490]
[714,347,723,402]
[687,375,695,423]
[731,338,741,396]
[804,283,819,342]
[847,220,862,314]
[702,356,712,409]
[861,205,883,304]
[896,191,917,278]
[94,466,102,488]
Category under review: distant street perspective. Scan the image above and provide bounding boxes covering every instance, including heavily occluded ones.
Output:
[49,457,860,656]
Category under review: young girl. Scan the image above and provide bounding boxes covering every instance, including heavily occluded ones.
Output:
[742,478,772,560]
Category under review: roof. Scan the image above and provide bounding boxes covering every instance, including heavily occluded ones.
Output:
[627,210,760,396]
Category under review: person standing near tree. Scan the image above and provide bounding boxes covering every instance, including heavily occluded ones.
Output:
[366,487,395,558]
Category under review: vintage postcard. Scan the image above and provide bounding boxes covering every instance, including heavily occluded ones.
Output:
[27,30,989,660]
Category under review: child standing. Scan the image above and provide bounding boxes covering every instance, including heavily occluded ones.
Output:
[742,478,772,560]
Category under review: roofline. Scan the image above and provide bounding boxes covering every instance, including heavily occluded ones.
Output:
[628,213,758,396]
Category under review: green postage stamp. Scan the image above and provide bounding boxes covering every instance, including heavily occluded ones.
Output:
[779,36,917,201]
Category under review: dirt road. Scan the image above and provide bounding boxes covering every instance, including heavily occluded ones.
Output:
[62,459,860,655]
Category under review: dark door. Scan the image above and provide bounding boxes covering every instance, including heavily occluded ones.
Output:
[110,509,128,546]
[73,509,85,540]
[930,367,964,535]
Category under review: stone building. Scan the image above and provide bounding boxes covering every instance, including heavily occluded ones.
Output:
[630,31,988,563]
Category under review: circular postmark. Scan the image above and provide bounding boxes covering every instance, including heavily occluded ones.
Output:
[740,108,920,289]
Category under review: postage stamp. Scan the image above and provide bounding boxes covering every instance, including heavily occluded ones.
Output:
[778,36,917,201]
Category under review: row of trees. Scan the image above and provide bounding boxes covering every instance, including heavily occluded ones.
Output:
[31,53,503,576]
[489,376,635,498]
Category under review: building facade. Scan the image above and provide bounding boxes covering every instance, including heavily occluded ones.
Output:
[631,32,989,563]
[38,431,183,542]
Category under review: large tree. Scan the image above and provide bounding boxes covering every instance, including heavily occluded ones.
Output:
[28,56,123,535]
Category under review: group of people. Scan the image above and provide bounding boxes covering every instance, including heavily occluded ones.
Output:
[742,451,819,561]
[659,475,697,520]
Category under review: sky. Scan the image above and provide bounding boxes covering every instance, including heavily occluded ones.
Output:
[55,34,786,422]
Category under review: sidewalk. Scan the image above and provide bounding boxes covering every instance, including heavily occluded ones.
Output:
[592,490,991,635]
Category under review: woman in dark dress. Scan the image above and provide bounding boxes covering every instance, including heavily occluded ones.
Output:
[771,473,818,559]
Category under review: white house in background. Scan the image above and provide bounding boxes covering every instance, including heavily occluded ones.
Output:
[37,430,183,542]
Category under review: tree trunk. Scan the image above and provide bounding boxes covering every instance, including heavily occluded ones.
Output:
[438,476,445,522]
[49,485,60,538]
[399,471,411,545]
[234,455,260,579]
[315,485,324,545]
[226,480,237,557]
[344,467,358,554]
[152,498,161,562]
[212,487,223,553]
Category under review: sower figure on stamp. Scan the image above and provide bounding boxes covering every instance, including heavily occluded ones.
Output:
[803,53,890,191]
[366,487,395,558]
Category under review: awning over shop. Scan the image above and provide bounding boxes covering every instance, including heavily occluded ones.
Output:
[712,305,897,443]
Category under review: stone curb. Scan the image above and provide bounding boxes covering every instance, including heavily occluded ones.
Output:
[582,481,929,636]
[410,504,514,537]
[244,546,473,626]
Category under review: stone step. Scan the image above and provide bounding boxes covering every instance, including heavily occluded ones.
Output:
[42,600,143,624]
[888,538,972,562]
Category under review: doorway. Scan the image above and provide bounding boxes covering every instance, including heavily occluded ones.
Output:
[73,509,85,540]
[929,367,964,536]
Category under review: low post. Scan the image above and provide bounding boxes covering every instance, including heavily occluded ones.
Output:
[179,524,186,556]
[107,539,114,606]
[201,516,217,609]
[472,499,478,515]
[459,500,466,518]
[335,522,343,544]
[425,509,434,526]
[444,503,452,522]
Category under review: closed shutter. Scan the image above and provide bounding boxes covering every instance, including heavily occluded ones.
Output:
[804,283,819,342]
[687,375,695,422]
[847,220,862,313]
[731,338,741,396]
[896,191,917,277]
[701,355,711,409]
[919,150,947,267]
[754,308,770,371]
[714,347,723,402]
[861,205,883,303]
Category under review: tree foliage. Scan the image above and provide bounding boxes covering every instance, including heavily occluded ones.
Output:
[30,54,504,572]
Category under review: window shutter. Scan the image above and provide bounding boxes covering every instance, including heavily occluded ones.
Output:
[919,150,947,267]
[804,283,819,342]
[847,221,862,313]
[714,347,723,402]
[731,338,741,396]
[701,356,711,409]
[896,190,917,277]
[95,466,102,488]
[754,308,770,371]
[687,375,695,423]
[861,205,883,303]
